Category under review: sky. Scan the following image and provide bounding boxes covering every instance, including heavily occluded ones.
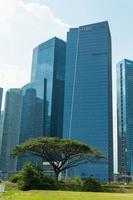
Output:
[1,0,133,172]
[1,0,133,92]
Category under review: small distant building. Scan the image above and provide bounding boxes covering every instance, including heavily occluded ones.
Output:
[42,162,55,176]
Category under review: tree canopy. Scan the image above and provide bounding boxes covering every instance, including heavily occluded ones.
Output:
[12,137,104,180]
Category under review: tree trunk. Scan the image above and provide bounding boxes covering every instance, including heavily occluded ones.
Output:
[55,171,60,181]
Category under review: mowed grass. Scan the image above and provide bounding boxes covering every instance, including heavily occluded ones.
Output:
[0,191,133,200]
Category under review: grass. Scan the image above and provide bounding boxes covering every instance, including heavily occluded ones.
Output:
[0,182,133,200]
[0,190,133,200]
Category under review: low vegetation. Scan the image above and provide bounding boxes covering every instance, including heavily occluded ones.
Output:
[0,172,133,200]
[8,162,103,191]
[1,189,133,200]
[2,137,132,199]
[8,162,133,194]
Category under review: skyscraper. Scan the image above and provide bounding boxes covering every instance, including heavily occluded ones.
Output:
[31,37,66,137]
[117,59,133,175]
[0,88,3,115]
[0,89,22,174]
[17,37,66,170]
[63,21,113,181]
[17,81,45,170]
[0,88,3,153]
[0,111,4,153]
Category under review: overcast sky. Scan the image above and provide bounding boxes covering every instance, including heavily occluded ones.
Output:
[1,0,133,172]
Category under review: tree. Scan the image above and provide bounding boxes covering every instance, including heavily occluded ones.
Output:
[12,137,104,181]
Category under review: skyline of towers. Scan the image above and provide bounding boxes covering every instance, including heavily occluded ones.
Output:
[0,20,131,181]
[117,59,133,176]
[63,21,113,181]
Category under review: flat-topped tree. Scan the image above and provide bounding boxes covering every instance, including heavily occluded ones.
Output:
[12,137,104,181]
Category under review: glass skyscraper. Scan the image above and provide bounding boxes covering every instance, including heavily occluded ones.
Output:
[17,37,66,170]
[0,111,4,154]
[17,81,45,170]
[0,88,3,115]
[117,59,133,175]
[0,88,3,153]
[63,21,113,181]
[0,89,22,174]
[31,37,66,137]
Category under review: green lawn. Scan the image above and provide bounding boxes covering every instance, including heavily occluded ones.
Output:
[0,191,133,200]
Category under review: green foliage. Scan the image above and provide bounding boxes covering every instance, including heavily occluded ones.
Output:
[17,162,43,190]
[4,181,18,192]
[82,177,102,192]
[58,178,82,191]
[17,162,58,191]
[41,176,59,190]
[58,177,102,192]
[12,137,103,181]
[9,173,22,183]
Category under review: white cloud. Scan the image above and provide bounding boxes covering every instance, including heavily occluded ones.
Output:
[0,64,29,89]
[0,0,69,97]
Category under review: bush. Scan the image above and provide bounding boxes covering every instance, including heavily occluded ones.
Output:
[41,175,58,190]
[5,181,18,191]
[57,177,82,191]
[82,177,102,192]
[17,162,58,191]
[9,173,22,183]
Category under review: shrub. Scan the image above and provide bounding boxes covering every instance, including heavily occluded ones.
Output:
[82,177,102,192]
[17,162,58,191]
[57,177,82,191]
[9,173,22,183]
[41,175,58,190]
[17,162,44,190]
[4,181,18,191]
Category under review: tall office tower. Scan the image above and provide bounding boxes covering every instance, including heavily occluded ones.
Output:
[0,111,4,153]
[31,37,66,137]
[0,89,22,174]
[0,88,3,114]
[0,88,3,153]
[17,37,66,170]
[63,21,113,181]
[117,59,133,175]
[17,81,46,170]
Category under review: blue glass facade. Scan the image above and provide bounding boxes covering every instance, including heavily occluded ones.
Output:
[0,89,22,173]
[31,37,66,137]
[0,88,3,116]
[117,59,133,175]
[17,81,45,170]
[17,37,66,170]
[63,22,113,181]
[0,111,4,154]
[0,88,3,153]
